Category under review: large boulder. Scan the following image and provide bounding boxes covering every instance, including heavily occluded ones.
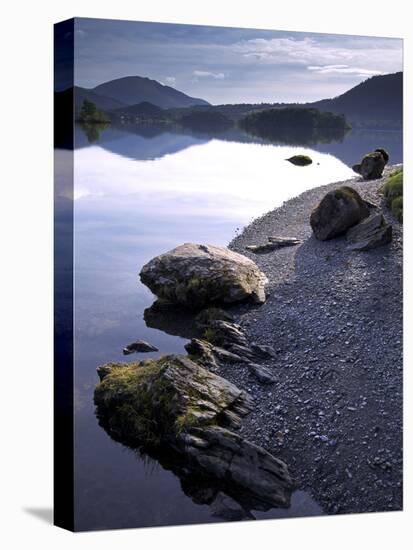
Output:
[95,355,293,509]
[310,186,370,240]
[346,213,392,251]
[140,243,268,308]
[352,148,389,180]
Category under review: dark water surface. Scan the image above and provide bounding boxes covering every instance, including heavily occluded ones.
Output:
[69,124,402,530]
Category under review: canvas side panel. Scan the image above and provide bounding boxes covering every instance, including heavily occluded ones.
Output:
[54,18,75,532]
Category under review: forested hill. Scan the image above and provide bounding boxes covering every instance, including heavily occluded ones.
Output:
[309,72,402,127]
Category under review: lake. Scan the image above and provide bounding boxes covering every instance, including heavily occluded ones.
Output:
[65,124,402,530]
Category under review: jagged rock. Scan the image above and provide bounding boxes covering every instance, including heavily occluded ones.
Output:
[185,338,249,368]
[195,307,234,328]
[346,213,392,251]
[310,186,370,240]
[184,338,219,370]
[227,343,257,360]
[210,492,254,521]
[204,319,249,347]
[140,243,268,308]
[250,343,276,358]
[352,149,389,180]
[286,155,312,166]
[94,355,292,508]
[248,363,276,384]
[123,340,158,355]
[212,346,247,364]
[246,236,301,254]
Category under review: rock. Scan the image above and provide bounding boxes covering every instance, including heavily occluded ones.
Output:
[248,363,276,384]
[184,338,219,370]
[211,345,248,364]
[246,237,301,254]
[195,307,234,328]
[286,155,312,166]
[310,186,370,240]
[346,213,392,251]
[122,340,159,355]
[250,343,276,358]
[352,149,389,180]
[268,236,302,246]
[210,492,254,521]
[185,338,249,368]
[204,319,249,348]
[95,355,292,508]
[140,243,268,308]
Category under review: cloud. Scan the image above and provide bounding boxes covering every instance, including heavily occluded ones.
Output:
[164,76,176,86]
[232,36,401,74]
[307,64,382,77]
[192,70,225,80]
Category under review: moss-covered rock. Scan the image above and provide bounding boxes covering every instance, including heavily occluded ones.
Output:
[381,168,403,222]
[94,355,293,508]
[286,154,312,166]
[310,186,370,240]
[352,149,389,180]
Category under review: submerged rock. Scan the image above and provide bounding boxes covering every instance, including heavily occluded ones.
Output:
[94,355,292,508]
[352,149,389,180]
[123,340,158,355]
[310,186,370,241]
[286,155,312,166]
[140,243,268,308]
[346,213,392,251]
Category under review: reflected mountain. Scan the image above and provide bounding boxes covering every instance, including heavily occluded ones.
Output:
[75,123,208,161]
[75,122,402,167]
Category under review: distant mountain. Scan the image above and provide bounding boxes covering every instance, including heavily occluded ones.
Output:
[208,72,402,128]
[74,86,127,113]
[308,72,403,127]
[90,76,210,109]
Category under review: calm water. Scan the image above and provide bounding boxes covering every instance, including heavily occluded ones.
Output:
[67,124,402,530]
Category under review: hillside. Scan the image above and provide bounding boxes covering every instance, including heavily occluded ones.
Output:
[74,86,126,113]
[309,72,402,126]
[206,72,402,128]
[91,76,210,109]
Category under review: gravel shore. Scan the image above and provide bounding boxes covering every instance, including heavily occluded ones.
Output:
[220,165,403,515]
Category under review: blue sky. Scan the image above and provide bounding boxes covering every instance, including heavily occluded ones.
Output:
[72,18,403,104]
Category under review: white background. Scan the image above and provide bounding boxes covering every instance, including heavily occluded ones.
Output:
[0,0,410,548]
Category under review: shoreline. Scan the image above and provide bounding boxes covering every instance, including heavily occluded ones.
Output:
[219,165,403,514]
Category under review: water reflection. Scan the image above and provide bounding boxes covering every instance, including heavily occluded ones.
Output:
[75,122,402,166]
[72,122,401,529]
[144,300,201,339]
[79,122,110,143]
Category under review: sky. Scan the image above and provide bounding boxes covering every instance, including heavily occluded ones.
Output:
[68,17,403,104]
